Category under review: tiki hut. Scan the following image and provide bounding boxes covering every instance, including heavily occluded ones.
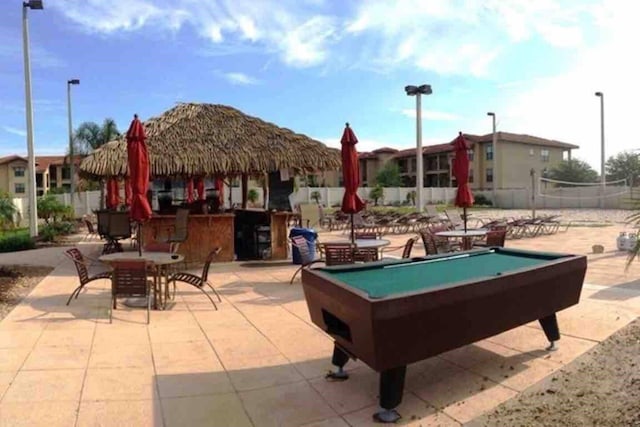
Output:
[80,103,341,263]
[79,102,341,179]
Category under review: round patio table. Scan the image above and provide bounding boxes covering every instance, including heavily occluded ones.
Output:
[99,251,184,309]
[435,229,488,251]
[318,238,391,249]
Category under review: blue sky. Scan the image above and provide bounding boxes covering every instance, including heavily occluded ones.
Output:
[0,0,637,171]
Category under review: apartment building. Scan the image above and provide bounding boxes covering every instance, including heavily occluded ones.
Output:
[0,155,82,197]
[310,131,577,189]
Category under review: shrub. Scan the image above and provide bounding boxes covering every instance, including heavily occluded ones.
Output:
[0,230,35,253]
[310,190,321,204]
[474,194,493,206]
[369,185,384,206]
[247,189,259,205]
[39,221,75,242]
[37,194,72,224]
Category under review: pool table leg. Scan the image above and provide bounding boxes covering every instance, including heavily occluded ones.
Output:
[539,313,560,351]
[326,344,350,381]
[374,366,406,423]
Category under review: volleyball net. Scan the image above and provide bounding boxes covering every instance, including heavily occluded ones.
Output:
[537,177,629,200]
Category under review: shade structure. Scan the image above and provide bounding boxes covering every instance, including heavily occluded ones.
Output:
[79,103,341,180]
[340,123,365,243]
[106,177,120,209]
[126,114,153,255]
[451,132,474,232]
[186,178,195,203]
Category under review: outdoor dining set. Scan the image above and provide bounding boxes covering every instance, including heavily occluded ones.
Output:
[69,207,220,324]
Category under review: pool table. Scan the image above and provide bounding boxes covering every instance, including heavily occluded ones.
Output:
[301,247,587,422]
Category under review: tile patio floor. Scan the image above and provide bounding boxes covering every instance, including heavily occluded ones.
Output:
[1,223,639,426]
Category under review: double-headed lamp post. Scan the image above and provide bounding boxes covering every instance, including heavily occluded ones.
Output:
[67,79,80,212]
[595,91,605,208]
[405,84,432,213]
[22,0,44,237]
[487,112,497,205]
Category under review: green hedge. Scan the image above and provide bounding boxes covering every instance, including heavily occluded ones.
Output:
[0,230,35,253]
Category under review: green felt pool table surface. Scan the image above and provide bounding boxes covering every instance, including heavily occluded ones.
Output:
[318,249,569,298]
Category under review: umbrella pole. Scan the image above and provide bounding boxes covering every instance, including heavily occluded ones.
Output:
[138,222,142,256]
[463,207,467,233]
[350,213,355,243]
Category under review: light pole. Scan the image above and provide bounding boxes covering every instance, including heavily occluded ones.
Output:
[595,91,605,208]
[22,0,43,237]
[487,112,497,205]
[405,84,432,212]
[67,78,79,214]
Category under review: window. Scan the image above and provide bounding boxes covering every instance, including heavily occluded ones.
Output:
[13,167,25,177]
[529,148,534,156]
[486,168,493,183]
[14,183,25,194]
[541,149,550,162]
[410,158,416,172]
[469,169,474,183]
[61,166,71,180]
[486,145,493,161]
[467,149,474,161]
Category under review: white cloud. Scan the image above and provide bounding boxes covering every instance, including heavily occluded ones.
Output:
[2,126,27,137]
[345,0,590,75]
[486,2,640,170]
[222,72,259,85]
[401,109,461,121]
[51,0,338,69]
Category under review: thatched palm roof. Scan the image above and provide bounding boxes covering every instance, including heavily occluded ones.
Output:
[79,103,341,179]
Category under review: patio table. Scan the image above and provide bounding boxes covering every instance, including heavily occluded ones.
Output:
[99,251,184,309]
[318,238,391,261]
[435,229,488,251]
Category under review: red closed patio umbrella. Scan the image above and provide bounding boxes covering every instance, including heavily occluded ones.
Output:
[124,177,132,206]
[215,177,224,206]
[106,177,120,209]
[451,132,474,232]
[186,178,195,203]
[126,114,153,256]
[340,123,365,243]
[196,177,206,201]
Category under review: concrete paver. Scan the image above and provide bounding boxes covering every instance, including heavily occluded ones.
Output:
[0,219,638,425]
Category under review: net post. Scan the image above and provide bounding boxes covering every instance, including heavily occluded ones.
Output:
[530,168,536,219]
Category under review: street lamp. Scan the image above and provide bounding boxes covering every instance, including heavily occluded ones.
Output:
[487,112,497,205]
[22,0,44,237]
[405,84,432,212]
[67,78,79,213]
[595,91,605,208]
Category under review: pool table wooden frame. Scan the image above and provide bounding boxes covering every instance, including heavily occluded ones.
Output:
[301,247,587,421]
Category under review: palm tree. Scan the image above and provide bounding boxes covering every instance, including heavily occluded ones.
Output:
[72,119,121,208]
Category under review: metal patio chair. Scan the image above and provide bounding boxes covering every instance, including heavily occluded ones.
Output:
[110,259,153,324]
[170,248,223,309]
[65,248,112,305]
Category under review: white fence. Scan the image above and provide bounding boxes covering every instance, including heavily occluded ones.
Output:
[9,185,637,227]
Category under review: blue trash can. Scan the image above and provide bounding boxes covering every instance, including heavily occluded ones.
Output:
[289,227,318,265]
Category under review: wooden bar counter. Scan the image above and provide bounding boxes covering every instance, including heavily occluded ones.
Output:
[141,214,235,263]
[141,210,294,264]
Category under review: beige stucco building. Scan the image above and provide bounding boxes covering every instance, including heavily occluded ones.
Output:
[308,131,578,190]
[0,155,81,197]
